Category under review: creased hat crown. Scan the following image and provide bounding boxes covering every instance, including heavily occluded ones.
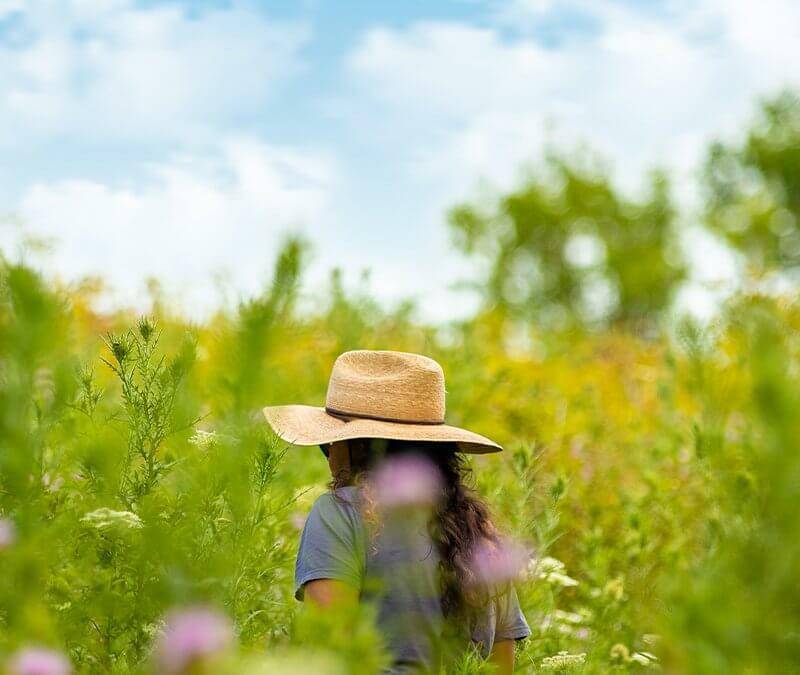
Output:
[325,350,446,424]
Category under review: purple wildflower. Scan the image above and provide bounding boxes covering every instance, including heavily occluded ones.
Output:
[8,647,72,675]
[0,518,16,550]
[467,537,531,587]
[290,512,307,531]
[154,606,234,674]
[369,454,443,510]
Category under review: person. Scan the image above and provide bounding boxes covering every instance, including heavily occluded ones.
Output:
[263,350,531,674]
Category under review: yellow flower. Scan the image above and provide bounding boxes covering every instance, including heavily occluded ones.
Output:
[604,577,624,601]
[609,643,630,661]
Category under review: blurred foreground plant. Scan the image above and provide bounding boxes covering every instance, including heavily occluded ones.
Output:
[662,297,800,672]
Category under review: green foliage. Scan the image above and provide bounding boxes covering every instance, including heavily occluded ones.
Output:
[662,296,800,672]
[101,319,197,507]
[705,91,800,271]
[213,235,308,415]
[0,255,299,672]
[290,601,389,674]
[4,243,800,672]
[449,154,686,329]
[4,91,800,674]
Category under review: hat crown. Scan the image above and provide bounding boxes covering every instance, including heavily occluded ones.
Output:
[325,350,446,424]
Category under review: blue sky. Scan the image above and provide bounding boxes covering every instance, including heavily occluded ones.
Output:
[2,0,799,321]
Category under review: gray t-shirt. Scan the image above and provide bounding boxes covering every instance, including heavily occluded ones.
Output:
[295,486,531,673]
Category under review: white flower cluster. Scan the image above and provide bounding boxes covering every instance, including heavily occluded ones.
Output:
[528,556,579,587]
[630,651,659,666]
[188,429,219,449]
[552,609,588,625]
[188,429,238,450]
[544,608,593,638]
[540,651,587,670]
[81,508,143,532]
[610,643,659,667]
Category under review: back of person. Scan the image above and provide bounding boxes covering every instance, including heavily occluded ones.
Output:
[264,350,531,673]
[295,484,530,673]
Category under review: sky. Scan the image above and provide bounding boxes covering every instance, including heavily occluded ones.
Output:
[1,0,800,322]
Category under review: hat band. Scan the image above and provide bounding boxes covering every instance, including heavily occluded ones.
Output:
[324,405,445,426]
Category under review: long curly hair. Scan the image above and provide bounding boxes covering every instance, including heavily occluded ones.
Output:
[328,438,499,620]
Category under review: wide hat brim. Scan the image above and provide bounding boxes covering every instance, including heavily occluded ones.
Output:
[262,404,502,454]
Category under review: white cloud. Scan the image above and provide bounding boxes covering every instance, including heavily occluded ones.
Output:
[0,0,23,18]
[349,24,552,119]
[346,1,800,199]
[700,0,800,74]
[0,0,308,145]
[5,137,336,316]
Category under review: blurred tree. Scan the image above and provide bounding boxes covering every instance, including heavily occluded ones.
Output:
[448,154,686,331]
[704,90,800,272]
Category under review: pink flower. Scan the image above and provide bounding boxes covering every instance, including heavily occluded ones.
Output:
[369,454,443,509]
[8,647,72,675]
[290,512,307,531]
[154,606,233,674]
[467,537,531,587]
[0,518,16,550]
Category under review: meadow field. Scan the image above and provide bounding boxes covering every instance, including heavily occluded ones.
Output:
[2,92,800,673]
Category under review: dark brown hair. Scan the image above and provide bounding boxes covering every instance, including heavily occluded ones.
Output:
[327,438,498,620]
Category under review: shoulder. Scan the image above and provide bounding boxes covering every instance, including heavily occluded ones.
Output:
[307,486,363,528]
[295,486,366,600]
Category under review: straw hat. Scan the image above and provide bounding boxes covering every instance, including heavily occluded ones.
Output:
[262,350,502,454]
